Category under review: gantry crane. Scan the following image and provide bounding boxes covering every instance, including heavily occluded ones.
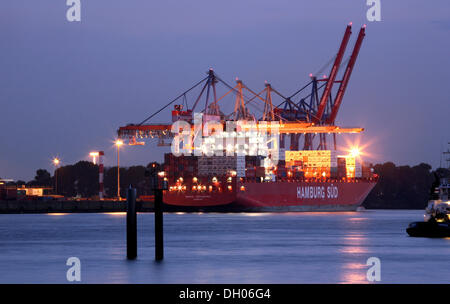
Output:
[118,24,367,152]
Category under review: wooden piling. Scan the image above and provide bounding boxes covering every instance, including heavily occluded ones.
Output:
[154,188,164,261]
[126,186,137,260]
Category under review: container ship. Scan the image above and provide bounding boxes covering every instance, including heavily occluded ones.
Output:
[162,152,376,211]
[118,23,377,211]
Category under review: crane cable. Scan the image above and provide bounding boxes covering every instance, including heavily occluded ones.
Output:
[138,75,209,126]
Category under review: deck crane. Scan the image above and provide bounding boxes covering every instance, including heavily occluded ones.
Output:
[327,25,366,124]
[315,23,353,123]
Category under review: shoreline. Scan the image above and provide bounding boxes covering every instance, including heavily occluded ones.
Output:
[0,200,423,214]
[0,200,154,214]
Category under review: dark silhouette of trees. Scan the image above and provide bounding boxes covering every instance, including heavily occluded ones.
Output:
[103,166,127,198]
[52,161,98,197]
[103,163,159,198]
[146,162,163,190]
[16,180,26,186]
[28,169,52,186]
[363,162,447,209]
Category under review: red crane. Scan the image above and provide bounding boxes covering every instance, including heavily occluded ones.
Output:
[315,23,353,123]
[327,25,366,124]
[117,24,368,150]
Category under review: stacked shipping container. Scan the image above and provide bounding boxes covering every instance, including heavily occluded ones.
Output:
[285,150,337,178]
[164,154,198,181]
[197,156,237,176]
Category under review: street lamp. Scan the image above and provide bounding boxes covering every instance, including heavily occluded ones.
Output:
[89,152,99,165]
[52,157,60,194]
[115,139,124,200]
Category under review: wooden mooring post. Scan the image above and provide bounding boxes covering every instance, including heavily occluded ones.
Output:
[154,188,164,261]
[126,180,165,261]
[126,186,137,260]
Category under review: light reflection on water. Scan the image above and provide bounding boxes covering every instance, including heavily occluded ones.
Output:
[340,269,368,284]
[339,232,370,283]
[339,247,368,254]
[104,212,126,216]
[241,213,269,217]
[348,217,369,221]
[0,210,449,283]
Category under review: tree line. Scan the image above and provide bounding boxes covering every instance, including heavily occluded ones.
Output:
[13,161,162,199]
[363,162,449,209]
[7,161,450,208]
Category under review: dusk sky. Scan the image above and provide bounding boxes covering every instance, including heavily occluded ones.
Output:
[1,0,450,181]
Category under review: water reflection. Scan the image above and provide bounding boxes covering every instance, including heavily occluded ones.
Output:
[104,212,126,216]
[241,213,267,217]
[348,217,369,221]
[340,264,368,284]
[339,247,368,254]
[339,233,370,283]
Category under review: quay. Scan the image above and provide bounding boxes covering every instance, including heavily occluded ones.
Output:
[0,200,155,214]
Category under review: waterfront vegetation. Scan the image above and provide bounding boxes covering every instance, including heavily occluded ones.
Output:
[11,161,162,199]
[365,162,449,209]
[5,161,450,209]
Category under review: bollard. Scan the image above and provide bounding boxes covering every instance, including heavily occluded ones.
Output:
[127,186,137,260]
[154,189,164,261]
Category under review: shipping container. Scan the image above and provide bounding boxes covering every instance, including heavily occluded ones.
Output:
[285,150,337,171]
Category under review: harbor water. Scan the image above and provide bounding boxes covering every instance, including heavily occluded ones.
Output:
[0,210,448,283]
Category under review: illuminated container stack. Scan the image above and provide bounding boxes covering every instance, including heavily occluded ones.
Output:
[344,156,362,178]
[285,150,337,178]
[337,157,347,178]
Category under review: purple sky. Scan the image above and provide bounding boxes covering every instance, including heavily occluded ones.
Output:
[1,0,450,181]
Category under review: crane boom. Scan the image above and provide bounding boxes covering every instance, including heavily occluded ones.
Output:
[327,25,366,124]
[117,122,363,141]
[315,24,352,123]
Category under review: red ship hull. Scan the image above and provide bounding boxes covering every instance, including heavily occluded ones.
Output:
[235,180,376,211]
[163,190,236,207]
[163,180,376,212]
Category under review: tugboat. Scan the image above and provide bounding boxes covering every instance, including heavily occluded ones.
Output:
[406,171,450,238]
